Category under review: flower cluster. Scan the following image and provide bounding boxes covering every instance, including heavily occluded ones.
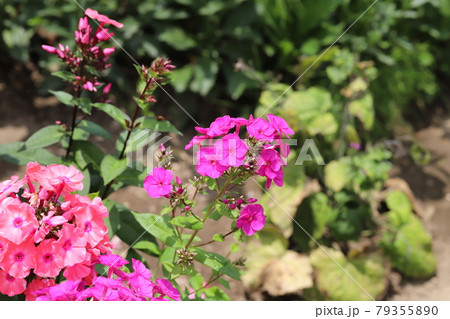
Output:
[186,114,294,188]
[0,162,112,297]
[32,255,180,301]
[41,8,123,92]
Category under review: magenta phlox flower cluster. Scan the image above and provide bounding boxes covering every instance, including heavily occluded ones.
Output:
[33,256,180,301]
[186,114,294,187]
[0,162,112,297]
[41,8,122,92]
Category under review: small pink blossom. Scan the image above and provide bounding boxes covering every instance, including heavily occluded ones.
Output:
[25,278,55,301]
[97,254,129,269]
[215,134,248,167]
[85,8,124,28]
[247,115,275,141]
[54,224,87,268]
[236,204,266,236]
[143,167,173,198]
[196,147,229,178]
[0,197,38,245]
[257,149,282,180]
[33,239,63,278]
[156,279,181,301]
[0,239,35,278]
[267,113,294,138]
[0,269,26,296]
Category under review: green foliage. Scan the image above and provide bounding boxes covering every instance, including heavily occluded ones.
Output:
[309,248,388,301]
[381,191,436,279]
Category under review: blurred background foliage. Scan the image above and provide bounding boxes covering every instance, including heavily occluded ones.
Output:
[1,0,449,129]
[1,0,449,300]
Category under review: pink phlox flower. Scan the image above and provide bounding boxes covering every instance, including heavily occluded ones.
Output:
[233,117,248,133]
[247,115,275,142]
[39,164,84,195]
[85,8,124,28]
[155,279,181,301]
[185,135,209,150]
[267,113,294,138]
[132,258,152,279]
[25,278,55,301]
[257,149,282,179]
[75,206,108,247]
[37,279,84,301]
[143,167,173,198]
[118,287,143,301]
[196,147,229,178]
[97,254,129,269]
[215,134,248,167]
[204,115,236,137]
[265,168,284,188]
[54,223,87,268]
[236,204,266,236]
[0,197,38,245]
[63,259,93,282]
[0,237,9,264]
[129,275,155,299]
[1,238,35,278]
[95,28,113,41]
[33,239,63,278]
[0,175,23,201]
[0,269,26,297]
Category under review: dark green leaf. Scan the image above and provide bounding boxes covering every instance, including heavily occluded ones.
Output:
[25,125,65,149]
[49,90,74,106]
[192,247,241,280]
[52,71,76,82]
[92,103,131,128]
[73,140,105,170]
[138,116,182,135]
[100,155,128,184]
[103,200,160,256]
[132,211,183,248]
[73,97,92,115]
[76,120,112,140]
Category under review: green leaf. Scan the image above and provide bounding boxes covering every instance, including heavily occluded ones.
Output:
[158,27,196,50]
[100,155,128,184]
[189,273,205,290]
[72,140,105,170]
[171,264,198,279]
[133,240,161,256]
[218,277,230,290]
[170,215,203,230]
[0,142,24,155]
[385,190,412,225]
[328,205,371,241]
[0,148,61,166]
[292,193,335,251]
[324,159,351,192]
[202,286,230,301]
[49,90,74,106]
[160,247,177,276]
[307,113,338,136]
[171,64,194,93]
[213,234,225,242]
[25,125,65,149]
[381,214,436,279]
[73,97,92,115]
[76,120,112,140]
[191,247,241,280]
[349,94,374,130]
[189,58,219,96]
[92,103,131,128]
[52,71,76,82]
[137,116,182,135]
[310,248,388,301]
[103,200,160,256]
[132,211,183,248]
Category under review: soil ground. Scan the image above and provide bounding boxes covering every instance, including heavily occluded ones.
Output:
[0,62,448,300]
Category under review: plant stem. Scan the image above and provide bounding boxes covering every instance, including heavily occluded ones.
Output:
[101,78,154,199]
[65,90,81,158]
[184,178,232,249]
[194,228,237,247]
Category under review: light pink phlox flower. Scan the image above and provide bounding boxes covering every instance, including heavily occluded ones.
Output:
[0,269,26,297]
[0,197,38,245]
